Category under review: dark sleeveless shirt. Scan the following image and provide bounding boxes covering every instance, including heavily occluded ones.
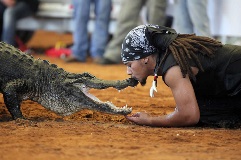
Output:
[160,44,241,127]
[160,44,241,98]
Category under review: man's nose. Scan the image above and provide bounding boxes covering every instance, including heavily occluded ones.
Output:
[127,67,132,75]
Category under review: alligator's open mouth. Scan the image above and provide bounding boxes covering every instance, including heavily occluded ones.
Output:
[80,84,132,115]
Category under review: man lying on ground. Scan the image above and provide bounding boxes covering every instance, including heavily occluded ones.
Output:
[122,24,241,128]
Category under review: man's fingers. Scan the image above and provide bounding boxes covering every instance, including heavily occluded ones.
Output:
[125,115,138,122]
[125,112,141,122]
[130,112,141,117]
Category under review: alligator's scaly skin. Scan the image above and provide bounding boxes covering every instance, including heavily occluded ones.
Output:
[0,42,138,119]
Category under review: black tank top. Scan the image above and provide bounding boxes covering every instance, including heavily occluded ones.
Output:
[160,44,241,97]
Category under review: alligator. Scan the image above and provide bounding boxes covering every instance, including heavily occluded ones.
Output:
[0,42,138,120]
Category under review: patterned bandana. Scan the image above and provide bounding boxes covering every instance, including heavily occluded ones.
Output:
[121,24,159,63]
[121,24,178,63]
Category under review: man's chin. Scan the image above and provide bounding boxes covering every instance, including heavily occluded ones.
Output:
[139,79,147,86]
[132,76,147,86]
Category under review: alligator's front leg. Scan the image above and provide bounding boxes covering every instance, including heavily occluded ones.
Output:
[2,80,28,119]
[4,94,23,119]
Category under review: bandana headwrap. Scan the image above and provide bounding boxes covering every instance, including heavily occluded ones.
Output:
[121,24,178,97]
[121,24,178,63]
[121,24,158,63]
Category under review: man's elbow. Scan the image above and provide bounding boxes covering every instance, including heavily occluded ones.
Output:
[184,113,200,126]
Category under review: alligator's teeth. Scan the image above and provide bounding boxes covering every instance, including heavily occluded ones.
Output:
[106,101,113,104]
[120,105,127,109]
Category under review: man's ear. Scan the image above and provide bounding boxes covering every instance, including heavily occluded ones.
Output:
[143,57,149,64]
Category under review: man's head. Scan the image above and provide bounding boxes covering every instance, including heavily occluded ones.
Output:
[121,24,178,86]
[121,24,159,86]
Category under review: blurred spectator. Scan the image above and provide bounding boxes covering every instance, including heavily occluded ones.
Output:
[97,0,168,65]
[0,2,4,39]
[172,0,211,36]
[0,0,39,46]
[64,0,112,63]
[208,0,241,45]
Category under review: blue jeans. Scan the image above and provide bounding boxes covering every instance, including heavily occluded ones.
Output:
[103,0,167,63]
[173,0,210,36]
[71,0,112,61]
[2,2,33,46]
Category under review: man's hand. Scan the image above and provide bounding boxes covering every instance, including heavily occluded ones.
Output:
[125,112,152,126]
[2,0,16,7]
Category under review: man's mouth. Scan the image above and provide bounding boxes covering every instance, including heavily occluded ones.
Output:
[134,77,147,86]
[131,76,139,82]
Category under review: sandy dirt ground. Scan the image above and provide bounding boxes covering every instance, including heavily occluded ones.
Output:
[0,31,241,160]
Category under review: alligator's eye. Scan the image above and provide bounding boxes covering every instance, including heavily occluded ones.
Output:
[81,84,87,89]
[80,84,90,92]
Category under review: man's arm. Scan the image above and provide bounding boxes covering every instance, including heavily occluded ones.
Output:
[126,66,200,127]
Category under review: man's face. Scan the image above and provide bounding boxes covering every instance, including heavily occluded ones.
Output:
[124,60,149,86]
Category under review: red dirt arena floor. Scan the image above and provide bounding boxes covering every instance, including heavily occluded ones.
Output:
[0,31,241,160]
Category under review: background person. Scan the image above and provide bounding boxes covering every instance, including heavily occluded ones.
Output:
[64,0,112,63]
[0,0,39,46]
[97,0,168,65]
[172,0,211,36]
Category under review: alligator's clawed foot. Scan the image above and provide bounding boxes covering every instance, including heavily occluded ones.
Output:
[15,118,38,127]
